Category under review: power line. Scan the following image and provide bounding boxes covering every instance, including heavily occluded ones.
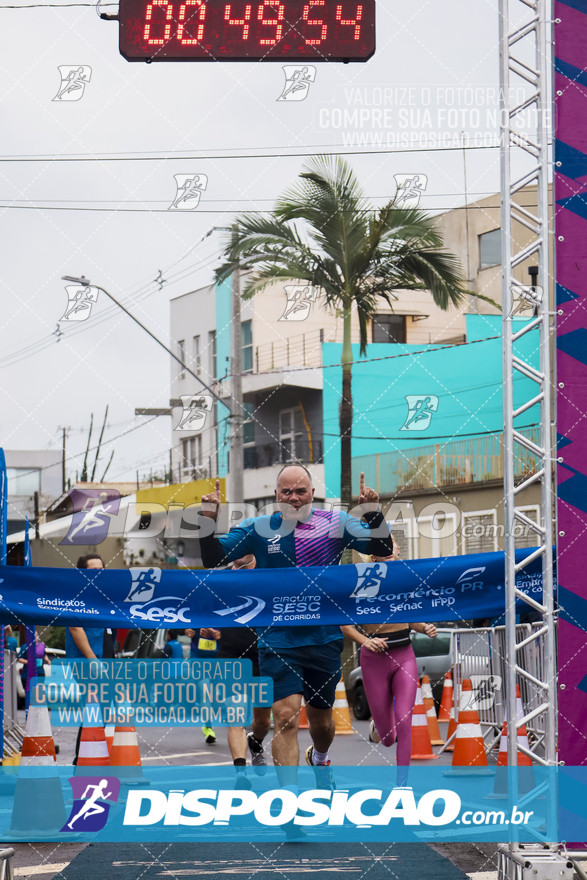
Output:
[0,143,503,162]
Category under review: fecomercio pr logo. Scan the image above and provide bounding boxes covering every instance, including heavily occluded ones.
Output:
[350,562,388,599]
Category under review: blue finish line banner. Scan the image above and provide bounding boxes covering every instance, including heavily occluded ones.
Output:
[0,766,574,843]
[0,548,553,629]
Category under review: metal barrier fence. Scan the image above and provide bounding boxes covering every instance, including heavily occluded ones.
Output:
[0,848,14,880]
[3,651,23,759]
[442,622,556,762]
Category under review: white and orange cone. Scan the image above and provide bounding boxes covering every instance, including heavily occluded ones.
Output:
[109,721,149,784]
[488,685,535,798]
[76,699,110,770]
[299,698,309,730]
[438,671,454,722]
[410,684,438,760]
[333,678,354,735]
[421,675,444,745]
[6,705,67,838]
[451,679,489,769]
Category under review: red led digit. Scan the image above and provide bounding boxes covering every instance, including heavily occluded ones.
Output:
[303,1,327,45]
[224,3,252,39]
[143,0,173,44]
[336,3,363,39]
[257,2,284,45]
[177,0,206,43]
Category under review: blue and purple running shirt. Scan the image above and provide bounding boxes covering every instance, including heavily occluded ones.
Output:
[200,507,393,650]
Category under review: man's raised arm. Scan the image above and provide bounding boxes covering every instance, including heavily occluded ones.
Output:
[199,479,254,568]
[343,472,394,556]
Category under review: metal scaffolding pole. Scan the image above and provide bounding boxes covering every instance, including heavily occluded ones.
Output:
[499,0,560,872]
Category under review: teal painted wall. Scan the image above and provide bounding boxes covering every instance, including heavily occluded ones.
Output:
[215,279,231,478]
[322,316,539,498]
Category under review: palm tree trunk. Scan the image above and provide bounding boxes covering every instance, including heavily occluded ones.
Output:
[340,303,353,516]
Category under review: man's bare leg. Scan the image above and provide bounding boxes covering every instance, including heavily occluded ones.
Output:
[271,693,302,787]
[305,704,335,760]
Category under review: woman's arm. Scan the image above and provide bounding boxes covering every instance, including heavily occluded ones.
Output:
[341,625,388,652]
[410,622,438,638]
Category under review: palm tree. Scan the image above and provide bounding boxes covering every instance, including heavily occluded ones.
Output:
[216,155,471,516]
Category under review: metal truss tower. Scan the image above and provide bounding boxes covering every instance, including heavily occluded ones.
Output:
[498,0,562,873]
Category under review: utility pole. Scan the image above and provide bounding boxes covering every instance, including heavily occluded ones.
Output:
[61,427,67,494]
[230,224,244,506]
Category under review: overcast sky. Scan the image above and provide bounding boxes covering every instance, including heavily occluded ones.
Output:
[0,0,511,485]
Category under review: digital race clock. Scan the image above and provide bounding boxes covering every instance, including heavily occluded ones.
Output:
[118,0,375,62]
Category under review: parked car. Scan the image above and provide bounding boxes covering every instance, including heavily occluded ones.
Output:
[347,630,453,721]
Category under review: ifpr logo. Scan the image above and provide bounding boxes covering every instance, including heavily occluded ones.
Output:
[60,488,121,546]
[61,776,120,832]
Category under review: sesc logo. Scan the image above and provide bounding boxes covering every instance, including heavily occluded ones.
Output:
[213,596,266,625]
[350,562,388,599]
[126,569,191,624]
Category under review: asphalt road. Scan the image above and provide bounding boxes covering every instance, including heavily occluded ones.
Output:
[7,715,508,880]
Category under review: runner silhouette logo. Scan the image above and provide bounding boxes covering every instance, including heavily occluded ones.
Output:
[400,395,439,431]
[60,488,121,546]
[350,562,388,599]
[61,776,120,832]
[125,568,162,603]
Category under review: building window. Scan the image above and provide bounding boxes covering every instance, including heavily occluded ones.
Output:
[178,340,186,379]
[416,512,458,558]
[242,320,253,373]
[463,511,498,554]
[243,402,255,446]
[479,229,501,269]
[7,468,41,496]
[514,506,540,549]
[208,330,217,380]
[193,335,201,375]
[372,314,406,344]
[181,435,203,479]
[279,407,305,462]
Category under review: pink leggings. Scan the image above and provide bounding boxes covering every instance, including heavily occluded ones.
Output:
[360,643,418,766]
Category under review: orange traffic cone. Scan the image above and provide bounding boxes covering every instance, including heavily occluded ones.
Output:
[421,675,444,745]
[110,724,148,783]
[438,671,454,722]
[20,705,57,766]
[104,701,115,755]
[76,699,110,770]
[487,686,535,798]
[451,679,488,768]
[299,698,309,730]
[6,705,67,839]
[410,684,438,760]
[333,678,354,735]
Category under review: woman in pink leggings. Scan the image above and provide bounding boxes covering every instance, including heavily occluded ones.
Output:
[342,550,437,776]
